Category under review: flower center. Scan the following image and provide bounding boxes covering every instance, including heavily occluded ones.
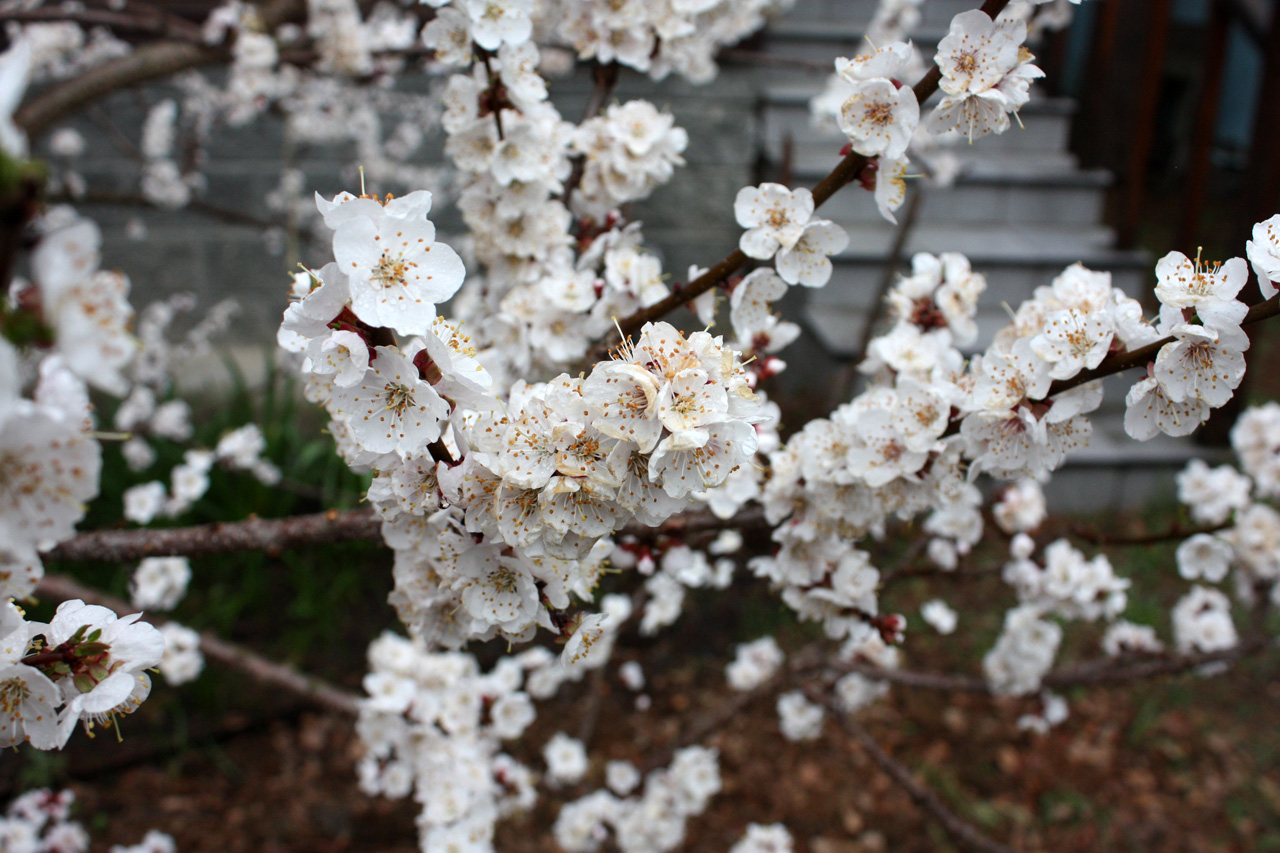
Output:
[372,252,414,289]
[0,676,31,713]
[383,383,415,416]
[864,101,894,126]
[954,51,978,75]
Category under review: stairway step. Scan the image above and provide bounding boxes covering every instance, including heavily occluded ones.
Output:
[833,223,1142,265]
[804,167,1111,227]
[800,223,1153,359]
[772,0,977,30]
[812,251,1150,310]
[1044,424,1226,511]
[761,20,951,56]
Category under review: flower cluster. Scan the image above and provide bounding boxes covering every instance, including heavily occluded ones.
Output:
[355,631,541,852]
[0,786,177,853]
[555,0,790,84]
[926,9,1044,142]
[385,321,763,643]
[1,599,163,750]
[553,745,721,853]
[1125,250,1254,440]
[734,183,848,287]
[1002,538,1130,622]
[0,339,100,602]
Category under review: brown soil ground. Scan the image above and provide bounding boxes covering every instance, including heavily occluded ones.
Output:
[10,598,1278,853]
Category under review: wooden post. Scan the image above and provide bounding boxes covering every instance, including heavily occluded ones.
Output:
[1116,0,1173,248]
[1177,0,1231,249]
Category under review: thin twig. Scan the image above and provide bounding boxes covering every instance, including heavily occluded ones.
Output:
[935,292,1280,439]
[641,646,823,773]
[46,507,382,563]
[618,505,767,540]
[35,574,362,716]
[574,664,610,747]
[559,60,621,205]
[811,690,1023,853]
[48,504,768,564]
[837,634,1271,694]
[1069,520,1228,546]
[855,187,923,364]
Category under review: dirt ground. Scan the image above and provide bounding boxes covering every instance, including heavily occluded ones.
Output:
[9,602,1277,853]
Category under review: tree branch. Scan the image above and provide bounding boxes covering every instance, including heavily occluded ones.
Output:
[46,503,770,565]
[837,633,1271,694]
[15,0,307,139]
[1068,519,1228,546]
[35,573,362,716]
[560,60,621,204]
[641,645,824,773]
[0,8,206,43]
[54,189,281,229]
[46,507,382,563]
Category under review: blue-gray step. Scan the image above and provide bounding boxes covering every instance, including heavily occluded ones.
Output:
[803,163,1110,227]
[773,0,978,30]
[801,223,1152,359]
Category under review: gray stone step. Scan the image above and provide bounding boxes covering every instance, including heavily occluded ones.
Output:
[761,20,950,60]
[805,165,1111,227]
[774,0,977,30]
[799,223,1152,358]
[833,222,1140,265]
[1044,424,1227,511]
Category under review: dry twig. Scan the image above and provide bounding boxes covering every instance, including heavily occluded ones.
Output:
[35,573,362,716]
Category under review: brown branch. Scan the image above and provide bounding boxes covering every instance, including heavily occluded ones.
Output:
[880,561,1004,591]
[46,507,381,564]
[35,574,361,716]
[599,0,1013,352]
[812,690,1023,853]
[15,0,307,139]
[617,504,767,540]
[935,292,1280,440]
[838,634,1271,695]
[0,8,206,43]
[850,189,923,367]
[1068,519,1228,546]
[560,60,621,206]
[46,502,769,565]
[579,60,620,125]
[1041,637,1268,689]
